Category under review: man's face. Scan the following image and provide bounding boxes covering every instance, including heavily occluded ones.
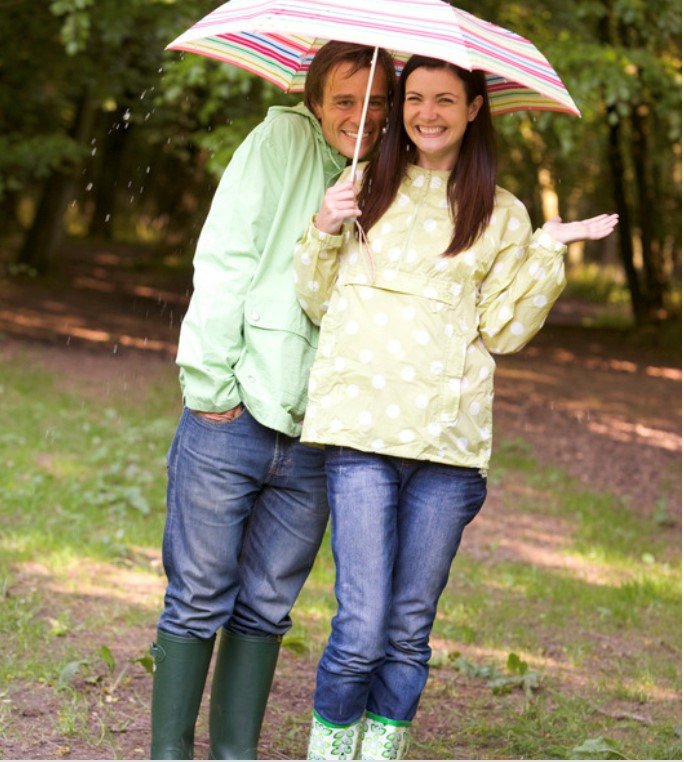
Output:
[313,62,389,159]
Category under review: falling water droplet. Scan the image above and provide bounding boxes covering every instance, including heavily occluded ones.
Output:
[86,182,93,191]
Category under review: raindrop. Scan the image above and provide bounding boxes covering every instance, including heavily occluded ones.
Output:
[127,180,133,188]
[91,147,97,156]
[158,67,164,73]
[140,89,147,99]
[86,182,93,191]
[91,138,97,145]
[113,344,119,354]
[145,166,151,174]
[105,214,111,222]
[144,113,151,121]
[139,186,144,194]
[66,336,71,345]
[123,109,132,121]
[70,200,77,207]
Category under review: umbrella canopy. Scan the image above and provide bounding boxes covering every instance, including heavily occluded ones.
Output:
[167,0,580,117]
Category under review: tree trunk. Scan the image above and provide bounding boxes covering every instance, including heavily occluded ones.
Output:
[89,107,133,239]
[630,102,665,313]
[606,108,646,323]
[17,87,97,273]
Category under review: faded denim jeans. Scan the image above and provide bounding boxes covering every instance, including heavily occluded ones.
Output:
[158,407,329,639]
[314,446,486,724]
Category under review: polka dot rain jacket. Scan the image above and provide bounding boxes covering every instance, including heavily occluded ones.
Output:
[294,163,567,469]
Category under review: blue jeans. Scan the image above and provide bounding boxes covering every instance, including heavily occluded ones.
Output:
[314,447,486,724]
[158,407,329,640]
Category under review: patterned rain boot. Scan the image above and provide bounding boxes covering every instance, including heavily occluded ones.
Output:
[359,713,411,760]
[307,710,362,760]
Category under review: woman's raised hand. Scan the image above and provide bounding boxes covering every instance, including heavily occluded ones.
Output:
[542,213,619,245]
[313,180,361,235]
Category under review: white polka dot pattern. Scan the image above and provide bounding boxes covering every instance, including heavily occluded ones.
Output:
[293,163,567,469]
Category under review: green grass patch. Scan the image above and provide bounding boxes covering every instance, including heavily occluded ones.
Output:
[0,345,680,759]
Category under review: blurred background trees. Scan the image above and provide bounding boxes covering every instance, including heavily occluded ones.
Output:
[0,0,680,324]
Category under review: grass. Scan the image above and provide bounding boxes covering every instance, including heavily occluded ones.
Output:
[0,344,681,759]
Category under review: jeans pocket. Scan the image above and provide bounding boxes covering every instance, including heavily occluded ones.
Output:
[188,405,246,428]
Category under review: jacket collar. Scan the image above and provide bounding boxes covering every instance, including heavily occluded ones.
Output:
[268,102,347,183]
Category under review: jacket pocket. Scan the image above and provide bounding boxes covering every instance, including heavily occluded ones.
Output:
[238,294,319,417]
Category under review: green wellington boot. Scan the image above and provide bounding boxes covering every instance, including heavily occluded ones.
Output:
[307,711,361,760]
[150,630,215,760]
[359,713,411,760]
[209,629,281,759]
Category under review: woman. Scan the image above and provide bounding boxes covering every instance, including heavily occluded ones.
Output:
[295,55,617,760]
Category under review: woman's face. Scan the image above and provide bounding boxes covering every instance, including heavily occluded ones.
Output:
[403,67,483,171]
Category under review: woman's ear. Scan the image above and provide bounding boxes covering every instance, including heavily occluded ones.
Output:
[468,95,484,122]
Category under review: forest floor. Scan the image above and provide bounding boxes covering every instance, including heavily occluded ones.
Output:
[0,239,680,760]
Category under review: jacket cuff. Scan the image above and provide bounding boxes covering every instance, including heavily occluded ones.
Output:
[302,217,344,250]
[531,228,567,255]
[182,389,242,414]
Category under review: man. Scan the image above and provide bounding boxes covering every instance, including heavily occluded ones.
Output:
[151,42,396,760]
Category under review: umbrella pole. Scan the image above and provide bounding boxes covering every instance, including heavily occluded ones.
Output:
[350,46,379,183]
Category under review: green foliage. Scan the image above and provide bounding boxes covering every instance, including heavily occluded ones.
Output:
[569,736,627,759]
[430,650,542,698]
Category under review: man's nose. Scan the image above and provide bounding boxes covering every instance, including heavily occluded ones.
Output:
[349,101,365,126]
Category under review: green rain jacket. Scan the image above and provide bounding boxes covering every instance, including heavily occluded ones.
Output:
[176,103,347,436]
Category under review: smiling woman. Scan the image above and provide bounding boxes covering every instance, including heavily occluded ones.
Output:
[295,54,618,760]
[403,67,483,171]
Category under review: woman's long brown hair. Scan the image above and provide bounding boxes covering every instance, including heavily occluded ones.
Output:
[357,56,497,256]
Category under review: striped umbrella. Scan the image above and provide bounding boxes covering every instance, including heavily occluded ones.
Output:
[167,0,579,117]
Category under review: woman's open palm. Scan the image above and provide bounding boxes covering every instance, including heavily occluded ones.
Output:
[542,213,619,245]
